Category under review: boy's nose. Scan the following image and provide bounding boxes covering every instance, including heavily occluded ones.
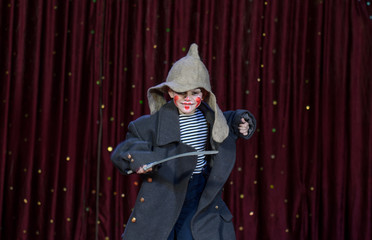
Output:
[185,95,190,101]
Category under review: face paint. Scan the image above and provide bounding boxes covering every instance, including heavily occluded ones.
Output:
[195,96,202,108]
[169,88,204,115]
[173,95,179,106]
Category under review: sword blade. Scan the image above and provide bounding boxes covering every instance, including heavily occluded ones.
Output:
[143,150,218,170]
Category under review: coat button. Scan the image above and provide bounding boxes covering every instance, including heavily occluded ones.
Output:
[131,217,136,223]
[130,159,134,162]
[215,205,219,209]
[127,154,132,159]
[147,178,153,183]
[140,197,145,202]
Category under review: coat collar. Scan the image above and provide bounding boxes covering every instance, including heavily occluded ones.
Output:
[156,101,215,147]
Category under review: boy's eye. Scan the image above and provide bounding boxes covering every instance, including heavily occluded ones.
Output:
[192,89,202,94]
[174,89,201,97]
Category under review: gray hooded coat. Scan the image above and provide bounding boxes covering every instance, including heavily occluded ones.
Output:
[111,43,256,239]
[111,100,256,240]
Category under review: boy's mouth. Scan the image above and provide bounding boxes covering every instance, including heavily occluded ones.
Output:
[183,103,192,110]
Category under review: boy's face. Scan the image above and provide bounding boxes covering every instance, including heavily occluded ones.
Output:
[168,88,204,115]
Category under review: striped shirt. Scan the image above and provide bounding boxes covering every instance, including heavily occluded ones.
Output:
[179,109,209,174]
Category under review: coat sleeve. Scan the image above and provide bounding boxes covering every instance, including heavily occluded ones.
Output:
[224,109,256,139]
[111,121,162,175]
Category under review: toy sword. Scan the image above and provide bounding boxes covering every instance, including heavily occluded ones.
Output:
[125,150,219,175]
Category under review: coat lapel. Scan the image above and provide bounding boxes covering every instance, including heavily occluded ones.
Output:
[156,101,181,146]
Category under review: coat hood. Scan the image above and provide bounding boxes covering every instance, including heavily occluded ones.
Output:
[147,43,229,143]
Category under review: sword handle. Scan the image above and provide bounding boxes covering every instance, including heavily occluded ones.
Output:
[143,163,155,171]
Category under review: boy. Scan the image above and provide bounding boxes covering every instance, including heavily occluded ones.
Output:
[111,43,256,240]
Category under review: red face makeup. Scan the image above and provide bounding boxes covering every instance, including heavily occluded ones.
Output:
[174,95,180,103]
[195,96,202,107]
[169,89,204,115]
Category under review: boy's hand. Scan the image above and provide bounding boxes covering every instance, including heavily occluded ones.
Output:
[238,118,250,136]
[136,165,153,174]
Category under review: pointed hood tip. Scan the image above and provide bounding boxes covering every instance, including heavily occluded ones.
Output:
[187,43,200,59]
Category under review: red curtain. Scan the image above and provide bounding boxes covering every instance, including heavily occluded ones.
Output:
[1,0,371,239]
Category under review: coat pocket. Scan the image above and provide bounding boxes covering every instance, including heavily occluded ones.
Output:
[217,199,233,222]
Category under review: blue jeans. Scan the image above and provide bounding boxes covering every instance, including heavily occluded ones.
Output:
[167,169,209,240]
